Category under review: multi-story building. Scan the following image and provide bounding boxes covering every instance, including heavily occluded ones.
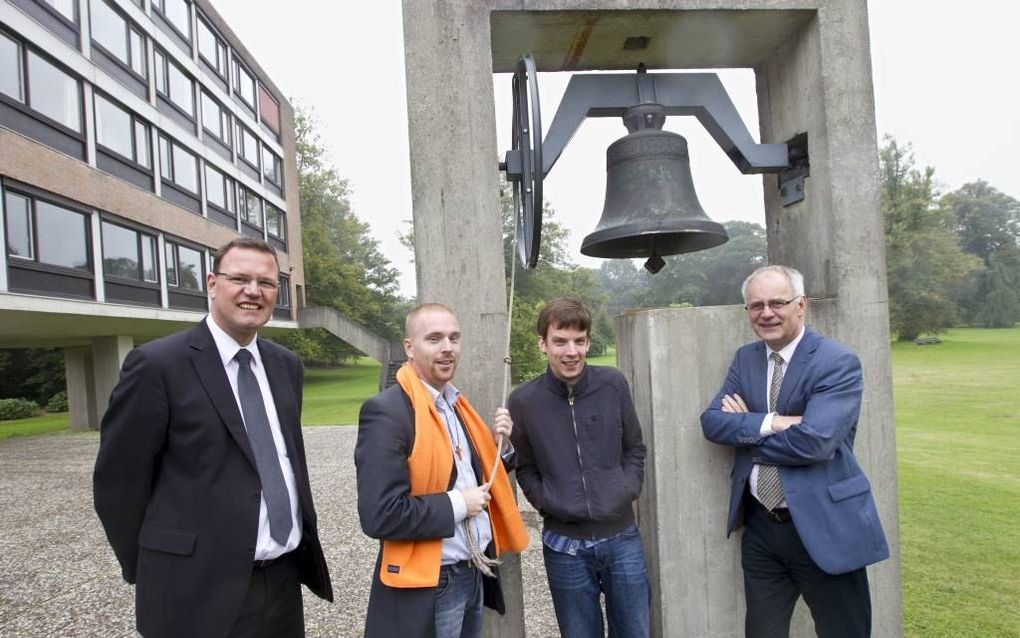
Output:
[0,0,303,429]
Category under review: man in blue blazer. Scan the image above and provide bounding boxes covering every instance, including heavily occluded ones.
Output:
[701,265,888,638]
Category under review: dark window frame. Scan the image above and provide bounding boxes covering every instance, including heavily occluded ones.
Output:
[276,273,290,309]
[261,145,282,189]
[3,185,93,275]
[200,89,231,148]
[93,91,152,170]
[37,0,79,26]
[100,217,159,285]
[158,133,199,195]
[0,32,84,138]
[153,46,196,121]
[236,183,263,230]
[235,120,260,172]
[195,12,228,81]
[164,237,206,292]
[151,0,192,44]
[232,55,257,111]
[264,201,285,240]
[89,0,148,82]
[203,162,234,213]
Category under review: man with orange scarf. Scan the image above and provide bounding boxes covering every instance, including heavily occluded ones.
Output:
[355,303,529,638]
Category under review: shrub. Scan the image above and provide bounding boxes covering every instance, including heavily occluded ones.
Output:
[0,398,40,421]
[46,391,69,413]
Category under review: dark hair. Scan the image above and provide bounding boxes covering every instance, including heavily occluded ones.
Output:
[212,237,279,273]
[536,298,591,340]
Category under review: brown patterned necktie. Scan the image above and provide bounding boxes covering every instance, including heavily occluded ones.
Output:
[757,352,785,511]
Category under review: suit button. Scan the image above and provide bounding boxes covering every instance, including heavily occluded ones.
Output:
[247,546,256,555]
[251,494,261,503]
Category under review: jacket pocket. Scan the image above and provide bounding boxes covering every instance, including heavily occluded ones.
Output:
[138,525,196,556]
[827,473,871,502]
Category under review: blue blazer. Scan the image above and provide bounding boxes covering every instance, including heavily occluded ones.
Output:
[700,328,889,575]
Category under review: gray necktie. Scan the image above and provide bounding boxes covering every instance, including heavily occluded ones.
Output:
[235,348,293,545]
[757,352,786,511]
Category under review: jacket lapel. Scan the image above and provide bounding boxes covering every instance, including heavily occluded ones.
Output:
[747,340,769,412]
[776,327,818,412]
[187,321,257,470]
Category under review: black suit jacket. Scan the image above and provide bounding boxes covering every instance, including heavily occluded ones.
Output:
[94,320,332,638]
[355,383,504,638]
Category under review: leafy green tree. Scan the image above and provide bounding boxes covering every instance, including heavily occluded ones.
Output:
[273,107,406,364]
[880,137,979,340]
[0,348,65,404]
[939,181,1020,327]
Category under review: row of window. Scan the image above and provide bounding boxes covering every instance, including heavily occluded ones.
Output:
[0,30,286,244]
[3,186,291,311]
[22,0,283,139]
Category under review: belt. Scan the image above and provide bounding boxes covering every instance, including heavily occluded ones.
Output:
[253,551,293,569]
[440,559,475,573]
[756,500,792,523]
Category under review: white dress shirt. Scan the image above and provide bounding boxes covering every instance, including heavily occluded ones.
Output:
[750,325,806,508]
[421,380,494,565]
[207,316,301,560]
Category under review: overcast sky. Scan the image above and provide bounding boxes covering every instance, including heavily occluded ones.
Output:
[214,0,1020,297]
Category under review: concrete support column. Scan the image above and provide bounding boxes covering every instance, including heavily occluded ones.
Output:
[91,336,134,424]
[618,301,895,638]
[402,2,523,635]
[64,346,98,431]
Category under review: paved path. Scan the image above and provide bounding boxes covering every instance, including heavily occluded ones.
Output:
[0,427,560,637]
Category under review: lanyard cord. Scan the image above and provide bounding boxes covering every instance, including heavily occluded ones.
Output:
[482,216,520,491]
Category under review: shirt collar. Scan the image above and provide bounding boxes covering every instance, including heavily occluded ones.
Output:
[768,325,806,363]
[207,315,262,369]
[420,378,461,412]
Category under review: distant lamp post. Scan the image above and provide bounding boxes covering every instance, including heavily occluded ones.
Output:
[500,55,809,273]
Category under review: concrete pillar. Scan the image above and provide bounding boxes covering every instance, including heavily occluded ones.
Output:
[64,346,98,431]
[91,336,134,424]
[618,302,896,637]
[402,2,523,635]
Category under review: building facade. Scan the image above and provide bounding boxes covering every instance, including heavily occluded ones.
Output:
[0,0,303,429]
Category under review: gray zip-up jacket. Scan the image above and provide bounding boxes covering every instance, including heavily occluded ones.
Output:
[508,364,646,539]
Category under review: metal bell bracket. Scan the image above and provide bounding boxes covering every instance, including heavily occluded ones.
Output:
[542,68,792,176]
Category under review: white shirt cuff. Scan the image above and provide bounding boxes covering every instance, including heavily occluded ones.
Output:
[760,413,776,437]
[448,489,467,523]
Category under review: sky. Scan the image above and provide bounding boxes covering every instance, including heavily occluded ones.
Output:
[213,0,1020,297]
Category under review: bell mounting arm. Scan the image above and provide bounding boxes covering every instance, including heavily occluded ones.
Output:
[541,71,790,177]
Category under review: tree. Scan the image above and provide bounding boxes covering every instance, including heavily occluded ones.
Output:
[939,181,1020,327]
[273,107,407,365]
[880,137,980,340]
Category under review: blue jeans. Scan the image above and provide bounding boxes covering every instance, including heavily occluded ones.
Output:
[542,526,651,638]
[434,561,483,638]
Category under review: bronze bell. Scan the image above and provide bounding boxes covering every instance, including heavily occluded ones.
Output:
[581,104,729,273]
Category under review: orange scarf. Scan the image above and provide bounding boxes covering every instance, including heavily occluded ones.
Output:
[380,363,528,588]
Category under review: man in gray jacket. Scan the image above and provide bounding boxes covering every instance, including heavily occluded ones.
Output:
[509,298,649,637]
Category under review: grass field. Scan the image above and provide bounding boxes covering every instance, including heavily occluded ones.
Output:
[2,331,1017,634]
[892,327,1019,637]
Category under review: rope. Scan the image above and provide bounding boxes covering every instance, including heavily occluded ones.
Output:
[462,198,522,577]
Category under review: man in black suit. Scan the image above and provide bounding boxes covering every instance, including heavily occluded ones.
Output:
[94,237,332,638]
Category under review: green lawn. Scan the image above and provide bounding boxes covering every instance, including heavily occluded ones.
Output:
[302,357,381,425]
[892,327,1019,637]
[3,331,1017,634]
[0,412,70,440]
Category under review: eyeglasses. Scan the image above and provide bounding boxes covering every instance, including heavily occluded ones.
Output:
[214,272,279,291]
[744,296,802,313]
